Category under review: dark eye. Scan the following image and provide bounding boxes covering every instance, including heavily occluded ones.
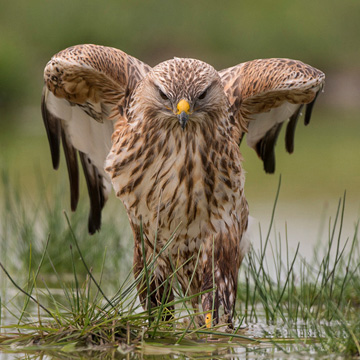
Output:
[158,88,169,100]
[198,88,208,100]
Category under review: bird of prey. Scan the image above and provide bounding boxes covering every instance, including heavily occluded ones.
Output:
[41,44,325,328]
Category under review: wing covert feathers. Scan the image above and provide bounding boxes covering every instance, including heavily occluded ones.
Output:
[219,58,325,173]
[44,44,151,111]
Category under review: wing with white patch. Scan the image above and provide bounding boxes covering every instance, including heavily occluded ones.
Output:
[219,58,325,173]
[41,44,151,233]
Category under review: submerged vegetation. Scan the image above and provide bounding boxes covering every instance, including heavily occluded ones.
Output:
[0,174,359,358]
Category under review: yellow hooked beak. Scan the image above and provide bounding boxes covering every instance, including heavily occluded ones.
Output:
[205,312,212,328]
[176,99,190,130]
[176,99,190,115]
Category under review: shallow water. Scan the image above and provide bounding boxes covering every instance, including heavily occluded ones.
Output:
[0,324,347,360]
[0,292,355,360]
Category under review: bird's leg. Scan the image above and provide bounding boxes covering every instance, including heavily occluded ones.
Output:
[189,295,206,327]
[201,284,219,328]
[200,237,239,329]
[133,237,174,321]
[152,273,175,321]
[222,298,235,329]
[200,251,220,328]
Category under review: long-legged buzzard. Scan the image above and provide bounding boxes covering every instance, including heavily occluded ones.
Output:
[42,44,325,327]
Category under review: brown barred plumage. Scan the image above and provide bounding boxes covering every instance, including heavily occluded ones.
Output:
[41,44,325,327]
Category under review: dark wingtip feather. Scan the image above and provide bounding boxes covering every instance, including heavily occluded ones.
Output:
[61,127,80,212]
[263,153,276,174]
[256,123,283,174]
[41,87,61,169]
[285,104,304,154]
[304,90,320,126]
[79,152,105,234]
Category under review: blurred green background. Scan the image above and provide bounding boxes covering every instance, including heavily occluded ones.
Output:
[0,0,359,254]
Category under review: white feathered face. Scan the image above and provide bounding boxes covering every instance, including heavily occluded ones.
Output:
[131,58,229,130]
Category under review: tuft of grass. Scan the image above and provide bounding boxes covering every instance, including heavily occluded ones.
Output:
[0,215,259,356]
[236,188,360,356]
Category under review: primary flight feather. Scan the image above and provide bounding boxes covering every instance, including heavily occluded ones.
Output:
[42,44,325,327]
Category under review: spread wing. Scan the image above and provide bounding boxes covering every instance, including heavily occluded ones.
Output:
[219,58,325,173]
[41,44,151,233]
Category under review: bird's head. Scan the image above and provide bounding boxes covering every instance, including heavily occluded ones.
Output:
[135,58,229,131]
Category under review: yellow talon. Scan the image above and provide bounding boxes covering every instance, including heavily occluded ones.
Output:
[205,312,212,328]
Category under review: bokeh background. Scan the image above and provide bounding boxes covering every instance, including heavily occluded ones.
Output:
[0,0,359,269]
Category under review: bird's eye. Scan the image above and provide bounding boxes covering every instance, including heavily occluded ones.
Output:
[158,88,169,100]
[198,89,208,100]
